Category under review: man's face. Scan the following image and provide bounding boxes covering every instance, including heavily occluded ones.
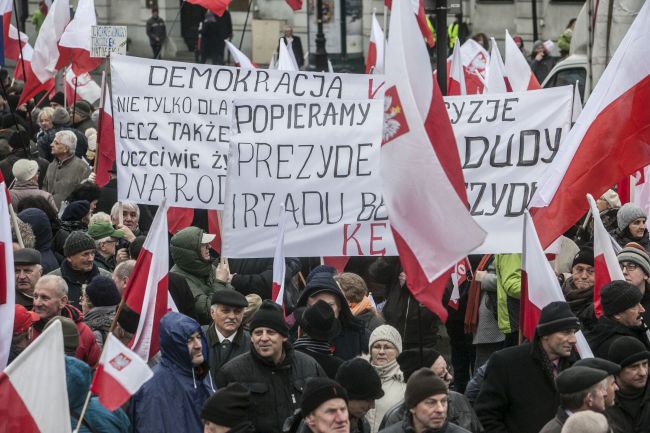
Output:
[541,330,577,360]
[617,360,649,392]
[200,243,211,261]
[410,394,448,430]
[604,376,619,407]
[614,303,645,327]
[347,399,375,420]
[308,292,340,318]
[305,398,349,433]
[431,356,453,387]
[572,264,595,290]
[98,239,117,258]
[210,304,244,337]
[251,327,287,363]
[628,218,647,238]
[15,264,42,295]
[67,249,95,273]
[33,281,66,321]
[112,274,128,294]
[586,382,608,413]
[284,26,293,38]
[187,331,204,366]
[122,209,139,232]
[51,137,69,159]
[621,261,648,290]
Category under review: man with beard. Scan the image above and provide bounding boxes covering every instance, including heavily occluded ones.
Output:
[562,248,597,332]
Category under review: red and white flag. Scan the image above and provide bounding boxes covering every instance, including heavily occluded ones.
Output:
[58,0,102,75]
[186,0,232,16]
[272,205,288,306]
[447,39,466,96]
[90,333,153,411]
[95,83,115,187]
[5,21,29,62]
[0,320,72,432]
[383,0,486,322]
[504,29,540,92]
[225,40,257,68]
[285,0,302,11]
[12,38,33,81]
[122,199,172,361]
[633,166,650,215]
[531,1,650,248]
[484,37,511,93]
[448,257,472,309]
[64,68,101,104]
[385,0,433,48]
[365,13,384,74]
[521,211,593,357]
[207,210,222,253]
[587,194,625,317]
[0,173,14,370]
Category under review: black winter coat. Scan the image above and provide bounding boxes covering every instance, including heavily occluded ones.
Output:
[215,344,326,433]
[587,316,650,359]
[229,257,302,302]
[204,324,250,378]
[378,415,470,433]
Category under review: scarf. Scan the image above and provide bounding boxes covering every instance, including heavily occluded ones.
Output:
[350,296,374,316]
[562,278,594,303]
[373,358,403,383]
[464,254,492,333]
[293,337,333,354]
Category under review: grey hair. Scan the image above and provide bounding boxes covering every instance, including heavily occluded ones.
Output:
[38,106,54,122]
[560,411,609,433]
[55,130,77,154]
[36,275,69,297]
[113,260,136,282]
[110,201,140,222]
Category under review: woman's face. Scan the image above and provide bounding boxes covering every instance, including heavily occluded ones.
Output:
[628,218,647,238]
[371,340,398,366]
[39,115,53,131]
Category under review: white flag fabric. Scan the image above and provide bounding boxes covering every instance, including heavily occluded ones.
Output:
[30,0,70,82]
[504,29,540,92]
[277,38,299,71]
[271,205,288,307]
[225,40,256,69]
[0,179,15,370]
[484,37,509,93]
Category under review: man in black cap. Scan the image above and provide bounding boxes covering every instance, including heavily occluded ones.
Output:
[205,289,250,378]
[606,336,650,433]
[300,377,350,433]
[539,366,609,433]
[295,300,344,378]
[336,358,384,433]
[201,382,255,433]
[14,248,43,309]
[215,300,326,433]
[475,301,580,433]
[587,280,650,358]
[71,100,95,134]
[574,357,621,408]
[562,247,597,332]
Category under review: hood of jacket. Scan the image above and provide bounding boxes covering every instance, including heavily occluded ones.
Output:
[170,226,213,278]
[296,280,362,331]
[66,355,91,411]
[159,311,210,377]
[18,207,53,251]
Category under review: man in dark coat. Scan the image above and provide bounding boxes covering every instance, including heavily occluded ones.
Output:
[201,383,255,433]
[562,247,597,332]
[204,289,250,379]
[337,358,385,433]
[145,7,166,58]
[200,10,232,65]
[474,301,580,433]
[216,301,326,433]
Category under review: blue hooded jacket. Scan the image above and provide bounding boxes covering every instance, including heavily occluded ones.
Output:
[130,312,215,433]
[65,356,131,433]
[18,207,60,273]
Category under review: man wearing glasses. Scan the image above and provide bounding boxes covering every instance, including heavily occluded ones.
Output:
[87,221,128,272]
[617,243,650,325]
[562,247,597,332]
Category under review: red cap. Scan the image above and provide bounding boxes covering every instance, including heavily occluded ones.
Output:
[13,305,40,335]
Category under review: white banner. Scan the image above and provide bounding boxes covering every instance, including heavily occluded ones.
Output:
[445,86,574,253]
[110,55,384,209]
[221,97,396,257]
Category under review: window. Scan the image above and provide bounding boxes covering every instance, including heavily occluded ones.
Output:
[544,67,586,100]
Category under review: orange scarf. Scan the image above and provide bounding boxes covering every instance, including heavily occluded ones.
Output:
[350,296,374,316]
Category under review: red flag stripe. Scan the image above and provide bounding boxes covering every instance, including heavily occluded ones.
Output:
[90,364,133,411]
[0,373,41,433]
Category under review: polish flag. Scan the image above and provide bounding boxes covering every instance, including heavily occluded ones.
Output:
[12,40,33,81]
[484,37,511,93]
[448,257,472,309]
[0,320,72,432]
[64,68,101,104]
[90,333,153,411]
[277,37,298,71]
[186,0,232,16]
[167,208,194,234]
[531,1,650,248]
[633,166,650,215]
[587,194,625,317]
[225,40,257,68]
[271,205,288,306]
[122,199,171,361]
[447,39,466,95]
[520,211,593,357]
[365,13,384,74]
[460,39,489,77]
[0,0,11,64]
[285,0,302,11]
[385,0,434,48]
[207,210,222,253]
[0,174,15,370]
[5,22,29,61]
[58,0,103,75]
[383,0,486,322]
[321,257,350,273]
[504,30,540,92]
[95,83,115,187]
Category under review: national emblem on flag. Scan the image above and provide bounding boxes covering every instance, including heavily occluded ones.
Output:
[382,87,409,143]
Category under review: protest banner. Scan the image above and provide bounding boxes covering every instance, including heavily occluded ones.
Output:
[110,54,384,209]
[91,26,127,57]
[220,97,396,257]
[444,85,573,253]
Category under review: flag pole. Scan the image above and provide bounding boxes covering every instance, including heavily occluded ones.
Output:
[12,0,34,136]
[8,206,24,248]
[94,64,109,174]
[239,0,254,50]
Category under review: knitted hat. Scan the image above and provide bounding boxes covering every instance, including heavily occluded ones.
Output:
[63,230,96,257]
[73,100,93,118]
[249,300,288,336]
[617,245,650,276]
[13,305,39,335]
[13,247,41,265]
[301,377,348,416]
[574,357,621,376]
[335,358,384,400]
[201,383,251,427]
[607,336,650,368]
[51,107,70,125]
[617,203,647,232]
[85,276,121,307]
[11,159,38,182]
[600,189,621,208]
[369,324,403,354]
[61,200,91,222]
[87,221,125,241]
[536,301,580,336]
[397,348,443,381]
[117,305,140,334]
[555,366,608,394]
[300,300,341,342]
[211,289,248,308]
[44,316,79,355]
[572,247,594,269]
[49,92,65,107]
[600,280,643,317]
[404,368,448,409]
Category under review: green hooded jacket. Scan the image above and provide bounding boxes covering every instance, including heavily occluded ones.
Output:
[495,253,522,334]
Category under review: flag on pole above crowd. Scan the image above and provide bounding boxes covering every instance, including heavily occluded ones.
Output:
[384,0,434,47]
[95,83,115,187]
[504,29,540,92]
[365,13,384,74]
[277,38,299,71]
[225,40,257,68]
[0,172,14,370]
[484,37,510,93]
[448,39,466,95]
[186,0,232,16]
[58,0,103,75]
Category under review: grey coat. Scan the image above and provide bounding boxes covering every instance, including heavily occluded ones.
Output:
[9,180,58,211]
[43,156,91,208]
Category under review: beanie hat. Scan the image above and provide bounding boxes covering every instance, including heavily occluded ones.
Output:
[369,324,403,354]
[49,92,65,107]
[600,280,643,317]
[397,348,443,381]
[335,358,384,400]
[301,377,348,415]
[555,366,608,394]
[300,300,341,342]
[201,383,251,427]
[607,336,650,368]
[306,265,337,283]
[44,316,79,355]
[63,230,96,257]
[61,200,91,222]
[51,107,70,125]
[11,159,39,182]
[600,189,621,208]
[617,245,650,276]
[404,368,448,409]
[13,305,39,335]
[536,301,580,337]
[8,130,29,150]
[574,357,621,376]
[85,276,121,307]
[73,100,93,118]
[618,203,647,232]
[249,300,288,336]
[572,247,594,269]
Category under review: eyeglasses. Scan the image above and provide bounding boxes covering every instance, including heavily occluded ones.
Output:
[620,262,640,271]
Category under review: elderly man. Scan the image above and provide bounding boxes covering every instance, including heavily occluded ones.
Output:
[617,244,650,322]
[112,259,135,294]
[475,301,580,433]
[205,289,250,378]
[14,248,43,309]
[300,377,350,433]
[42,130,91,208]
[216,300,326,433]
[574,357,621,408]
[87,221,127,272]
[110,201,142,239]
[31,275,100,366]
[201,383,255,433]
[562,247,597,332]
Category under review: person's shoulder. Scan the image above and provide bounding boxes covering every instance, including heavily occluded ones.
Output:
[378,421,404,433]
[446,422,472,433]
